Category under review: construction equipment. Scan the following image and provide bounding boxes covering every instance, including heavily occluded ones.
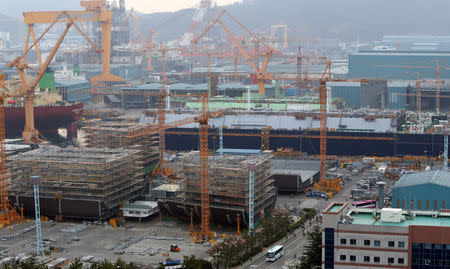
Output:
[0,73,23,226]
[7,0,121,142]
[248,163,255,234]
[170,244,180,252]
[180,0,214,47]
[193,10,280,95]
[269,24,288,49]
[129,10,158,71]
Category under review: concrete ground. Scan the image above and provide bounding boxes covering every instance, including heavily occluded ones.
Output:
[0,217,211,268]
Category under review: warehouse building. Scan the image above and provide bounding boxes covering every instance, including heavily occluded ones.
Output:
[392,170,450,211]
[379,35,450,51]
[329,80,411,110]
[271,158,320,193]
[322,202,450,269]
[348,50,450,80]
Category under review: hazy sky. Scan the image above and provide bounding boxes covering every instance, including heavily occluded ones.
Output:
[126,0,241,13]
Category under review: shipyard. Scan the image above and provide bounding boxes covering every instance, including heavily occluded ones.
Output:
[0,0,448,268]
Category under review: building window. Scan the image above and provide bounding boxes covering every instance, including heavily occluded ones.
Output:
[350,239,356,245]
[398,241,405,248]
[412,258,418,264]
[374,257,380,263]
[388,241,395,247]
[398,258,404,264]
[388,257,394,264]
[340,238,346,244]
[350,255,356,262]
[424,243,432,249]
[364,240,370,246]
[425,259,431,265]
[434,244,442,250]
[340,255,346,261]
[374,240,380,246]
[364,256,370,262]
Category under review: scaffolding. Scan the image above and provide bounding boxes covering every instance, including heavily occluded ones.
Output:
[8,146,146,219]
[176,151,276,218]
[82,121,159,169]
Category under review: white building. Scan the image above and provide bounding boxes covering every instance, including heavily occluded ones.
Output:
[322,202,450,269]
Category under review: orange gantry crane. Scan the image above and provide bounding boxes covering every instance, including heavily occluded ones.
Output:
[0,73,24,225]
[193,10,280,96]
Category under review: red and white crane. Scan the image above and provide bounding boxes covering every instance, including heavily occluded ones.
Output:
[179,0,214,47]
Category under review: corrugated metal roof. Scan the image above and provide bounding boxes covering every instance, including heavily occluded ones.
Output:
[55,79,90,86]
[393,170,450,188]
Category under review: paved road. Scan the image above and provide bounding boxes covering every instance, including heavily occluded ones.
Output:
[244,169,379,268]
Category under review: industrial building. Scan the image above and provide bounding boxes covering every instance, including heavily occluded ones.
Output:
[392,170,450,211]
[348,50,450,80]
[379,35,450,51]
[8,146,146,219]
[271,158,320,193]
[158,151,277,226]
[56,79,92,103]
[322,202,450,269]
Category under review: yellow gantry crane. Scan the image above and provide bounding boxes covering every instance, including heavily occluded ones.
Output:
[7,0,121,143]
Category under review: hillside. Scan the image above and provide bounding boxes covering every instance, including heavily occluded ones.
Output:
[138,0,450,43]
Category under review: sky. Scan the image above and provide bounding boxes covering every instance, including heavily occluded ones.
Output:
[126,0,241,13]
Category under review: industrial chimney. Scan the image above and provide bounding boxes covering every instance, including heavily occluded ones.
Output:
[377,181,386,209]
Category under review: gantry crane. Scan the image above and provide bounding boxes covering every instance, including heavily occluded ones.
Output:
[193,10,280,96]
[0,73,24,225]
[7,0,121,142]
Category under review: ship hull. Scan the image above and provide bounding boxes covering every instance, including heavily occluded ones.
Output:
[5,103,83,138]
[157,196,277,227]
[166,128,446,157]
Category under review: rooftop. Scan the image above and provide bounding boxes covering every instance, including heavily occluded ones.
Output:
[351,212,450,227]
[393,170,450,188]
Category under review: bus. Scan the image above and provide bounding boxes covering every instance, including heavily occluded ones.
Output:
[352,200,376,208]
[266,245,284,262]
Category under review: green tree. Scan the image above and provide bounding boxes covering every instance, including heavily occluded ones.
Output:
[17,261,47,269]
[69,259,83,269]
[90,260,114,269]
[299,225,322,269]
[183,255,213,269]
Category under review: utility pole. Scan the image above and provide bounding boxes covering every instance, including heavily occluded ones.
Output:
[248,162,255,234]
[31,175,44,256]
[219,117,224,156]
[444,132,448,171]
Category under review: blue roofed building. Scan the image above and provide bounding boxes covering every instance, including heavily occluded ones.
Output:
[392,170,450,211]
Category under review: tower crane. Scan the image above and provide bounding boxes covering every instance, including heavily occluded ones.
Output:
[0,73,24,225]
[193,10,280,96]
[129,10,158,71]
[125,95,221,239]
